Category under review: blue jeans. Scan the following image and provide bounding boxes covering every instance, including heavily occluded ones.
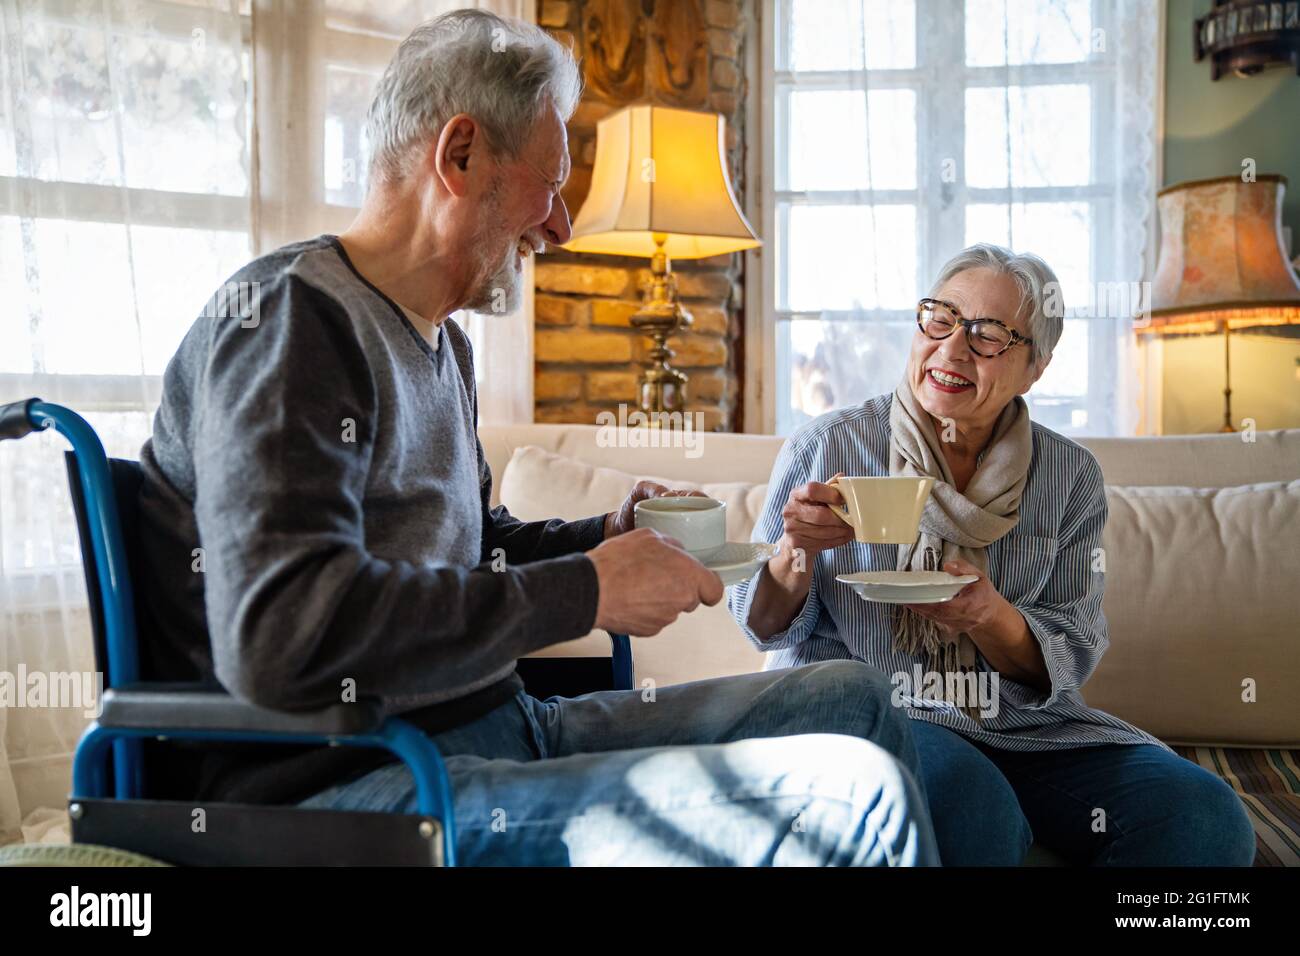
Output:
[910,720,1257,866]
[300,661,939,866]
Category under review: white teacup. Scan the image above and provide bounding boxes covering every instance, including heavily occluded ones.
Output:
[633,495,726,561]
[827,476,935,544]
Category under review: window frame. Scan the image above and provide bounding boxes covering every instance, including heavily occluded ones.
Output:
[750,0,1160,437]
[0,0,415,408]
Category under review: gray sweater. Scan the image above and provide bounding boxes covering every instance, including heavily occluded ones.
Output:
[138,235,605,803]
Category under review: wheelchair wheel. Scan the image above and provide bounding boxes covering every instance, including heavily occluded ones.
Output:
[0,843,170,867]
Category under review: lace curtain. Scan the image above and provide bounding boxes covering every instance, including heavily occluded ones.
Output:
[0,0,532,845]
[773,0,1160,438]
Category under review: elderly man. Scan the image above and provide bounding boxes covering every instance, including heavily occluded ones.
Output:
[136,10,935,866]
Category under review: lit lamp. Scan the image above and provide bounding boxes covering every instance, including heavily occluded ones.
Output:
[565,104,760,416]
[1141,174,1300,431]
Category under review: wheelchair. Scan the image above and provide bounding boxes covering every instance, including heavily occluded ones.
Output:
[0,397,634,866]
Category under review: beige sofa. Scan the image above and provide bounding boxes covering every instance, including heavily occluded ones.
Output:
[480,421,1300,865]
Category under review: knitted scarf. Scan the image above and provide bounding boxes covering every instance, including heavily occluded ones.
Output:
[888,380,1033,719]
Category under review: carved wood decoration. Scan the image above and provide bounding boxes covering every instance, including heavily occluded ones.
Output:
[582,0,644,101]
[648,0,709,107]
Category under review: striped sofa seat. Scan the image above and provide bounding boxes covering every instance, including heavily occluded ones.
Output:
[1174,747,1300,867]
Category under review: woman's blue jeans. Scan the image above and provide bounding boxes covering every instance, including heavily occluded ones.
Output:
[910,719,1257,866]
[300,661,940,866]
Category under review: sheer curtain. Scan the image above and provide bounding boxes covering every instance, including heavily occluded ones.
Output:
[0,0,532,845]
[772,0,1159,438]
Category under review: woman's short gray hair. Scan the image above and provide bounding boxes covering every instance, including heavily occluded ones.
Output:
[930,243,1064,370]
[366,9,582,183]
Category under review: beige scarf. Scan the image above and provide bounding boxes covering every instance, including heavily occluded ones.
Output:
[888,380,1033,720]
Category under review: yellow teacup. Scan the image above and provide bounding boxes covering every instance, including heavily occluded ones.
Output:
[826,476,935,544]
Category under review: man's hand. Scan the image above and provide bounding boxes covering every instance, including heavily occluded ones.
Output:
[587,527,724,636]
[603,481,706,538]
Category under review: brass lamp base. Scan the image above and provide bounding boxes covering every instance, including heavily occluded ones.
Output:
[630,234,692,417]
[1219,320,1235,433]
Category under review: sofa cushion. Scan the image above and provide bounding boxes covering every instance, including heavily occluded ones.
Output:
[498,444,769,541]
[500,445,768,686]
[1079,429,1300,488]
[1087,481,1300,747]
[477,423,1300,507]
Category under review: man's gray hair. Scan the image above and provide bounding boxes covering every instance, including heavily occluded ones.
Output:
[366,9,582,183]
[930,243,1064,370]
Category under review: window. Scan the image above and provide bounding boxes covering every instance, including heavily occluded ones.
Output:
[0,0,534,840]
[761,0,1159,436]
[0,0,537,577]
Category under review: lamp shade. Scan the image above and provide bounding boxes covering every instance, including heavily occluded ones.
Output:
[564,104,761,260]
[1145,174,1300,334]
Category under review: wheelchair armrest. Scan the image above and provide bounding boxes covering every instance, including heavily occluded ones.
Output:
[76,697,457,863]
[0,397,41,441]
[100,683,384,736]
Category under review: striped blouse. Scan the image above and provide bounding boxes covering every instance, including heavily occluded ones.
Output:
[728,393,1168,753]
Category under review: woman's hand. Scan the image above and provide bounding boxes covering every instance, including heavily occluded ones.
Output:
[747,474,853,641]
[904,558,1048,690]
[902,558,1005,634]
[776,473,855,569]
[604,482,704,538]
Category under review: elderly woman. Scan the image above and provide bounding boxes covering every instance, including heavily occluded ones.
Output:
[730,243,1256,866]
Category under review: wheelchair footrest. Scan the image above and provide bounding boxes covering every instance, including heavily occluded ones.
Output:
[69,797,444,866]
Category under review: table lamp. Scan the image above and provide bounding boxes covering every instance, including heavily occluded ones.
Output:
[564,104,760,416]
[1141,174,1300,431]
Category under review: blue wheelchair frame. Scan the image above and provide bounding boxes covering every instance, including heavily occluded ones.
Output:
[10,399,634,867]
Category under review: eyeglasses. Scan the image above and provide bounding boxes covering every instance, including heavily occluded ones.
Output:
[916,298,1034,358]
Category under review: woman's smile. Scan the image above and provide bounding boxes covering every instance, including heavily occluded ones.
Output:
[925,366,975,393]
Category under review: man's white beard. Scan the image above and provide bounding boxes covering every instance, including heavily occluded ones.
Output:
[464,241,525,316]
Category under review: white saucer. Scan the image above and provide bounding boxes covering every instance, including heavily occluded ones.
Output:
[836,570,978,605]
[701,542,780,586]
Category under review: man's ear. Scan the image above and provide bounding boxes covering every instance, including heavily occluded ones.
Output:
[433,113,477,197]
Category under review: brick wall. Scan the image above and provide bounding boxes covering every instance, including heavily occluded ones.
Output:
[534,0,751,431]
